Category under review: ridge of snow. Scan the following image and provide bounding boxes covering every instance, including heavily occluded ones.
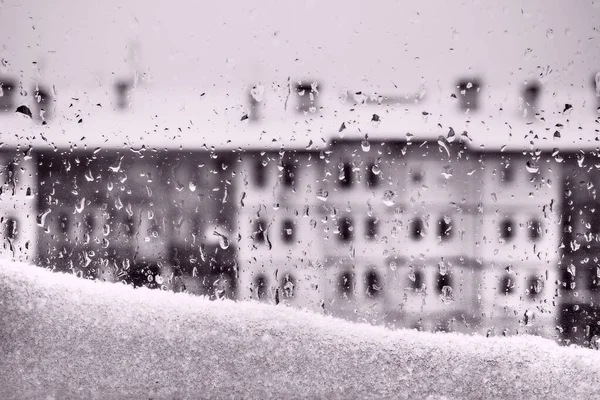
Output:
[1,262,599,400]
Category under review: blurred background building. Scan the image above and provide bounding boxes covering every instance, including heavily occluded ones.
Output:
[1,0,600,346]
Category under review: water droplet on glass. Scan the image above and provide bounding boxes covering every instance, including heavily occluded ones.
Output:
[591,335,600,350]
[75,198,85,213]
[317,189,329,201]
[361,139,371,152]
[382,190,396,206]
[36,209,51,227]
[525,161,539,173]
[440,286,453,304]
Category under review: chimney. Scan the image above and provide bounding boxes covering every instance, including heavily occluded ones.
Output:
[456,78,481,112]
[520,80,541,120]
[294,81,320,114]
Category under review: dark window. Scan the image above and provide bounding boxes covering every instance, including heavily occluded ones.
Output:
[501,163,514,183]
[85,214,95,235]
[561,267,576,291]
[588,268,600,291]
[500,219,514,241]
[253,219,266,243]
[339,162,353,188]
[294,81,319,113]
[366,163,380,188]
[59,213,70,235]
[590,211,600,236]
[521,81,541,118]
[0,79,16,112]
[365,270,382,298]
[280,273,296,298]
[33,86,52,121]
[281,219,295,243]
[499,275,515,295]
[438,217,452,241]
[254,159,267,187]
[338,217,354,242]
[456,78,481,111]
[338,271,354,297]
[5,161,16,186]
[412,171,424,184]
[282,162,296,188]
[436,273,452,294]
[527,275,544,299]
[410,270,424,290]
[254,274,268,300]
[411,217,424,241]
[365,217,377,241]
[5,218,17,240]
[125,215,136,237]
[528,219,542,241]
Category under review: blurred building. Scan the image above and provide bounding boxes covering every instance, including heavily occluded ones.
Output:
[559,151,600,346]
[1,70,599,346]
[0,149,37,263]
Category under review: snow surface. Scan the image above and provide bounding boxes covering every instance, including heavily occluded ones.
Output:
[1,262,599,400]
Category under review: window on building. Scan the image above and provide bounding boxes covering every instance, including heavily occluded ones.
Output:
[0,79,16,112]
[339,162,353,188]
[366,163,380,188]
[254,274,268,300]
[125,215,136,237]
[84,213,95,236]
[500,219,514,241]
[501,163,515,183]
[253,219,267,243]
[528,219,542,241]
[5,218,17,240]
[521,81,541,118]
[33,86,52,121]
[59,212,70,235]
[338,217,354,242]
[438,216,452,241]
[436,273,452,294]
[456,78,481,111]
[409,269,424,290]
[560,267,576,291]
[280,273,296,299]
[411,170,424,184]
[499,275,515,295]
[338,271,354,298]
[588,267,600,291]
[281,219,295,243]
[365,217,378,241]
[254,159,267,187]
[411,217,424,241]
[5,161,16,186]
[590,211,600,236]
[527,275,544,299]
[282,162,296,188]
[365,270,382,298]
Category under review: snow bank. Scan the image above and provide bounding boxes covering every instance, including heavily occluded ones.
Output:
[1,262,599,400]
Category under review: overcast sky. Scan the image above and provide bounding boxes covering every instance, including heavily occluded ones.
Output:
[0,0,599,149]
[1,0,598,91]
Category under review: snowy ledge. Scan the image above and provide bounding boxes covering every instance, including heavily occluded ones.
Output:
[1,263,599,400]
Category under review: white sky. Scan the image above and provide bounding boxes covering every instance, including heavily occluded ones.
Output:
[0,0,599,149]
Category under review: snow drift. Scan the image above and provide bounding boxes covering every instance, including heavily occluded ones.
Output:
[1,262,599,400]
